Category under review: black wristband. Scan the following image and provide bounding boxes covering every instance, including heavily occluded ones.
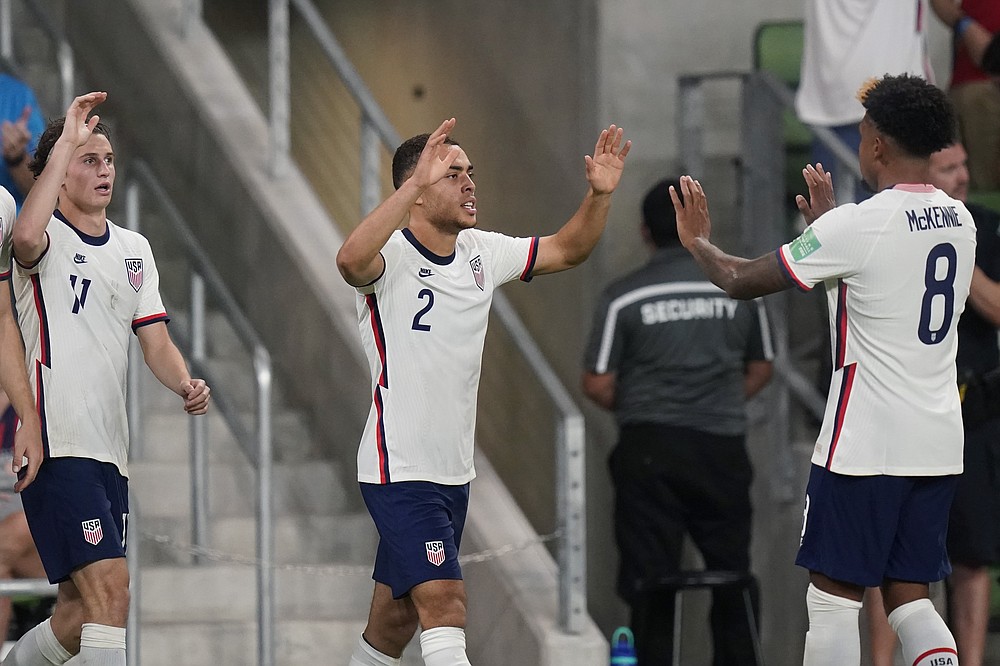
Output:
[4,151,24,167]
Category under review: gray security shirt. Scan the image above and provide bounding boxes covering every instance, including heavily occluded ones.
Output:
[583,247,773,436]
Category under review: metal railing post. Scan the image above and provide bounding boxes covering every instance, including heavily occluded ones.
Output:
[0,0,11,63]
[190,273,209,563]
[268,0,290,178]
[677,76,705,177]
[254,347,274,666]
[127,492,141,666]
[360,116,380,216]
[182,0,202,38]
[125,182,144,459]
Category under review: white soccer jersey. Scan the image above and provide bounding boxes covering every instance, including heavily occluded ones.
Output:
[0,187,15,280]
[778,185,976,475]
[354,227,538,485]
[11,211,168,478]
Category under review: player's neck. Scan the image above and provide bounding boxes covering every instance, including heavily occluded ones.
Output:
[56,200,108,237]
[877,160,930,192]
[406,218,459,257]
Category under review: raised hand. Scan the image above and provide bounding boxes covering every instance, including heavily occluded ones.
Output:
[1,106,31,164]
[60,91,108,148]
[586,124,632,195]
[409,117,461,189]
[669,176,712,249]
[795,163,836,225]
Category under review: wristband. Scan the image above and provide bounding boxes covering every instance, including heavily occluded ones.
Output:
[3,151,24,167]
[955,15,975,39]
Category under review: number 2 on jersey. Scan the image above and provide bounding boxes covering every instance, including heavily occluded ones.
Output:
[411,288,434,331]
[917,242,957,346]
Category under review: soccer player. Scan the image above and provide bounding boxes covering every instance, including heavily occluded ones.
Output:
[336,118,631,666]
[670,74,971,666]
[2,92,211,666]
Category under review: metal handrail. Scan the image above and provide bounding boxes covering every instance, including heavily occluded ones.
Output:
[125,160,275,666]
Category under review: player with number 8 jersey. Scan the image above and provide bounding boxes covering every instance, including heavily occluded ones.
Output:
[777,184,975,475]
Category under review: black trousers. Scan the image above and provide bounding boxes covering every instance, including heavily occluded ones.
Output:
[610,423,760,666]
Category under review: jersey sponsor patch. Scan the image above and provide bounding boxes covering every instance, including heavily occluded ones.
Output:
[469,255,484,291]
[789,227,822,261]
[425,540,445,566]
[82,518,104,546]
[125,258,143,292]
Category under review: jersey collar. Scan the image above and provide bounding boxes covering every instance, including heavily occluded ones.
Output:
[402,227,455,265]
[55,209,111,246]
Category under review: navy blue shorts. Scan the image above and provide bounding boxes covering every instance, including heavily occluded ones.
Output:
[795,464,957,587]
[360,481,469,599]
[20,457,129,583]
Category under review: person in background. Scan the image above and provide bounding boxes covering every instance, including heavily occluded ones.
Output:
[0,74,44,208]
[582,178,773,665]
[930,0,1000,191]
[796,0,932,199]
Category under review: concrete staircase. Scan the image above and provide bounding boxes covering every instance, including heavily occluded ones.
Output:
[125,315,421,665]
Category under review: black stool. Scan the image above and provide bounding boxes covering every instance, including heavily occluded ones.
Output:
[634,570,764,666]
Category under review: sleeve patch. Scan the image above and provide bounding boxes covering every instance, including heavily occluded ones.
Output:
[788,227,822,261]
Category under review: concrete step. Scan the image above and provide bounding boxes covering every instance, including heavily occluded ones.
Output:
[138,619,424,666]
[139,564,374,622]
[136,512,377,566]
[129,459,352,519]
[133,406,317,464]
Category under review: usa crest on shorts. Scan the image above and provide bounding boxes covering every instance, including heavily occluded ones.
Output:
[82,518,103,546]
[425,540,445,566]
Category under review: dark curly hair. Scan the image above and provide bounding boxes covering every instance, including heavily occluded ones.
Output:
[391,133,459,189]
[642,178,683,248]
[29,116,112,178]
[858,74,956,158]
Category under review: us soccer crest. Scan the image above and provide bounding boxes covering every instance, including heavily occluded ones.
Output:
[82,518,103,546]
[469,255,484,291]
[425,540,445,566]
[125,258,143,292]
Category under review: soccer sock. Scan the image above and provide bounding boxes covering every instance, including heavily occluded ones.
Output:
[2,618,73,665]
[348,634,401,666]
[419,627,471,666]
[802,583,862,666]
[59,624,125,666]
[887,598,958,666]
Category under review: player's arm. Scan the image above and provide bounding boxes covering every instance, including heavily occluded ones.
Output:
[670,176,791,299]
[0,281,41,491]
[13,92,107,266]
[336,118,461,287]
[532,125,632,276]
[966,266,1000,328]
[136,322,210,415]
[744,360,773,399]
[581,371,615,411]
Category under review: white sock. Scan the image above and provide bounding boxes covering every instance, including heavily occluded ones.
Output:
[802,583,863,666]
[348,635,400,666]
[887,598,958,666]
[2,618,73,665]
[66,624,125,666]
[419,627,470,666]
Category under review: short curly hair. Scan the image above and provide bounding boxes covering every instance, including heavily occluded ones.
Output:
[391,133,460,189]
[858,74,956,158]
[29,117,112,178]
